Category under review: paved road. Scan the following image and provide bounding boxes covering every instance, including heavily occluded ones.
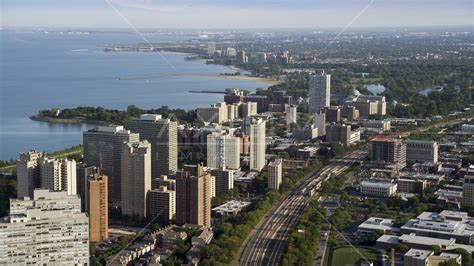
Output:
[238,149,368,266]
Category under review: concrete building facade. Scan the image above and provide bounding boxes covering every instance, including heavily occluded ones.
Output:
[326,123,352,146]
[124,114,178,178]
[405,140,439,163]
[268,159,283,190]
[370,137,407,170]
[87,173,108,242]
[245,118,266,171]
[0,189,89,265]
[121,141,152,219]
[16,150,44,198]
[149,186,176,225]
[83,125,140,204]
[309,70,331,114]
[211,168,234,197]
[175,164,212,227]
[207,132,241,170]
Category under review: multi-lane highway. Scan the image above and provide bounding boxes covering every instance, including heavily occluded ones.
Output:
[238,149,367,266]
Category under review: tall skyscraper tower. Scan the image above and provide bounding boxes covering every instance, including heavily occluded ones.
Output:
[244,118,266,171]
[125,114,178,178]
[207,132,240,170]
[121,141,152,219]
[312,112,327,136]
[463,167,474,207]
[268,159,283,190]
[175,164,212,227]
[16,150,44,198]
[83,125,139,205]
[286,106,297,125]
[207,41,216,56]
[309,69,331,114]
[86,173,108,242]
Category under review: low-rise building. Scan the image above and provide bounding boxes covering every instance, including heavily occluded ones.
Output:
[297,146,319,159]
[403,249,461,266]
[399,172,446,185]
[360,180,397,197]
[362,119,391,131]
[397,178,427,194]
[435,188,463,208]
[343,94,387,117]
[154,226,188,249]
[191,227,213,248]
[405,140,439,164]
[357,217,400,235]
[460,124,474,134]
[350,130,361,144]
[403,249,433,266]
[212,200,252,217]
[376,233,470,261]
[186,227,214,263]
[401,211,474,245]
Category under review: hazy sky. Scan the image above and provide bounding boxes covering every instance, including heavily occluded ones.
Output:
[1,0,472,29]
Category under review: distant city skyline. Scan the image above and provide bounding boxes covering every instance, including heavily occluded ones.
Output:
[2,0,472,29]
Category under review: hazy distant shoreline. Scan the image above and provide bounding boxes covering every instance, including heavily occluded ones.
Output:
[118,73,279,85]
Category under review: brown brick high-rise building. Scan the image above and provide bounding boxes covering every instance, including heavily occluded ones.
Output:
[175,164,212,227]
[86,173,108,242]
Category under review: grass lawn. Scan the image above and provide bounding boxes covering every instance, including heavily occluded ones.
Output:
[331,247,379,266]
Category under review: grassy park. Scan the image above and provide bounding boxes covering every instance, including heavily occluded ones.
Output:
[331,247,380,266]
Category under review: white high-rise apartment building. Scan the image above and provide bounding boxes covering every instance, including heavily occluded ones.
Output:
[312,112,326,136]
[0,189,89,265]
[17,151,77,197]
[309,70,331,114]
[207,132,241,170]
[268,159,283,190]
[245,118,266,171]
[207,41,216,56]
[286,106,297,125]
[40,158,77,195]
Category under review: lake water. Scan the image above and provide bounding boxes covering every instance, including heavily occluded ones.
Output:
[0,31,271,160]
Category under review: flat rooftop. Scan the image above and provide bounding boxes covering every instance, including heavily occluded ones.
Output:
[377,233,456,247]
[404,249,432,260]
[401,211,474,238]
[358,217,400,233]
[361,180,396,189]
[212,200,252,213]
